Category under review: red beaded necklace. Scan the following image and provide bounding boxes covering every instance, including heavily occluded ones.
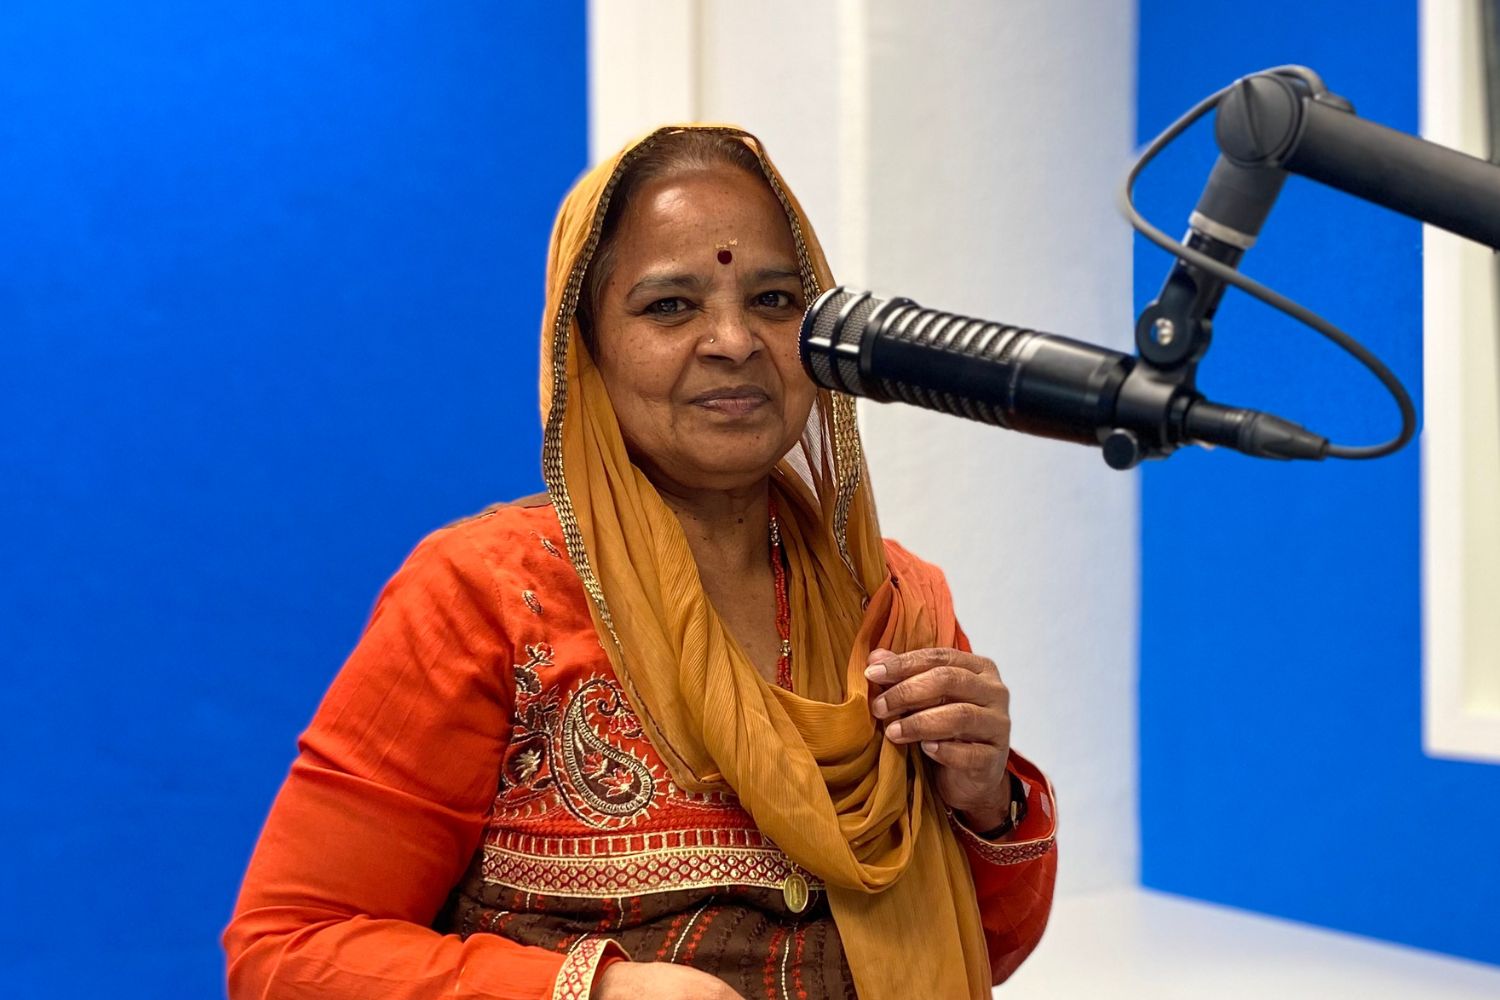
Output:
[768,497,793,691]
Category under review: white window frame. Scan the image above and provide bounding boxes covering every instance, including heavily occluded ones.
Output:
[1421,0,1500,763]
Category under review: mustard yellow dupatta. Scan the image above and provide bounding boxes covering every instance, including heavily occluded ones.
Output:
[538,125,990,999]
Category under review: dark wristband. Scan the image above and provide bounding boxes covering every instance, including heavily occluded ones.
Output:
[976,773,1029,840]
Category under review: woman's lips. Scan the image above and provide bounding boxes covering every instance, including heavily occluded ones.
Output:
[690,386,771,416]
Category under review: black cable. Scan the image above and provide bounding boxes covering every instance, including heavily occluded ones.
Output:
[1117,70,1417,460]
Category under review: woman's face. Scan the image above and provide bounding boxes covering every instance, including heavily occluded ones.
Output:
[590,165,815,495]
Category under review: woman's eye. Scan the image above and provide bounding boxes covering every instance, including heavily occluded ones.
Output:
[644,297,688,316]
[755,290,797,309]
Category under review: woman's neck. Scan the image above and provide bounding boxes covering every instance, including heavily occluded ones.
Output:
[650,473,783,682]
[654,477,771,578]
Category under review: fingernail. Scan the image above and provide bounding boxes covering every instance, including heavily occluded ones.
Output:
[866,647,893,665]
[871,695,888,718]
[921,741,939,755]
[864,660,890,682]
[886,720,905,741]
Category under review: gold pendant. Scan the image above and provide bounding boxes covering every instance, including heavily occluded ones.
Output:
[782,872,810,914]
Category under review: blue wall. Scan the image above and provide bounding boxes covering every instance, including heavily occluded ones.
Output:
[0,3,586,995]
[1138,0,1500,965]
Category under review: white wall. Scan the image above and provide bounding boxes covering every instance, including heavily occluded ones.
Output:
[589,0,1139,896]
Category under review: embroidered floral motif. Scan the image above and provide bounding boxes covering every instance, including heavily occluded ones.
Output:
[513,748,543,784]
[523,589,544,616]
[502,644,561,801]
[515,643,553,693]
[501,649,660,828]
[552,678,658,828]
[601,766,637,797]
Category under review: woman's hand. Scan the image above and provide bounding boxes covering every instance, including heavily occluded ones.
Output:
[865,647,1013,831]
[591,960,747,1000]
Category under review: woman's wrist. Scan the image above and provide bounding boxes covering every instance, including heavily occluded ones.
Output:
[959,772,1014,834]
[962,770,1028,840]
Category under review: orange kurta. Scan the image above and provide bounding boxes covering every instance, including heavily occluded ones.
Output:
[224,499,1057,999]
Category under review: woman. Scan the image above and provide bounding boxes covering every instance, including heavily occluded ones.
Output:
[225,125,1056,1000]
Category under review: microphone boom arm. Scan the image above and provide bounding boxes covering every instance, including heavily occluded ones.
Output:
[1119,65,1493,468]
[1221,70,1500,249]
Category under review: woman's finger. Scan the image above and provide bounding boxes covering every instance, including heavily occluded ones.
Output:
[918,739,1006,772]
[871,665,995,719]
[884,702,1007,746]
[864,647,997,685]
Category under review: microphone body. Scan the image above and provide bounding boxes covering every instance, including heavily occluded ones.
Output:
[801,286,1329,467]
[800,287,1135,447]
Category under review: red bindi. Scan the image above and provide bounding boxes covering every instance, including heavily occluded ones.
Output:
[716,249,733,265]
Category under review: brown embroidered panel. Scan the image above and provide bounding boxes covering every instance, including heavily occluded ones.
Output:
[441,876,856,1000]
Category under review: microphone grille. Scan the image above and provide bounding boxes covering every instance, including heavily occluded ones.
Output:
[802,287,879,395]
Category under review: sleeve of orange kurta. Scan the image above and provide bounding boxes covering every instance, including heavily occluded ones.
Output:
[948,624,1059,984]
[222,525,623,1000]
[950,753,1058,984]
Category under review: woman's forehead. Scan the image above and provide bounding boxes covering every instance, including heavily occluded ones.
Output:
[615,168,796,259]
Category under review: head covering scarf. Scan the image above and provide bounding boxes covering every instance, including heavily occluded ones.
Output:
[539,125,989,998]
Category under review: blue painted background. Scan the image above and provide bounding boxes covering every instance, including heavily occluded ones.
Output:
[0,3,585,995]
[1137,0,1500,965]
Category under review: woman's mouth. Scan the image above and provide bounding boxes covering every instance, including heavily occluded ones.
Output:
[690,385,772,416]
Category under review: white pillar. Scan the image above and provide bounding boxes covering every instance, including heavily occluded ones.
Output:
[589,0,1139,897]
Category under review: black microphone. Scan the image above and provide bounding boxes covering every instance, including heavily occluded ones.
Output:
[799,286,1330,468]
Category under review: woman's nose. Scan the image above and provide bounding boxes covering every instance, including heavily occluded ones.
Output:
[700,310,759,363]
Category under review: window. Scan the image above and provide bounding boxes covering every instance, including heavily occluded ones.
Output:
[1422,0,1500,763]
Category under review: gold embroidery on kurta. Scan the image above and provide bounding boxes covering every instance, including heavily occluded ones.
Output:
[481,840,822,900]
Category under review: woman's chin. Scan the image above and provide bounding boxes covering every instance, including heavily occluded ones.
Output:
[684,458,784,490]
[629,424,801,495]
[650,446,789,494]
